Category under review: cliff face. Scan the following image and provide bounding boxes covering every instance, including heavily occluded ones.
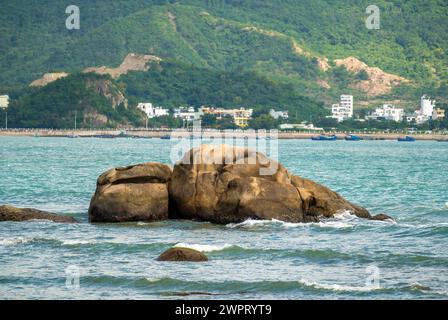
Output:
[85,78,128,109]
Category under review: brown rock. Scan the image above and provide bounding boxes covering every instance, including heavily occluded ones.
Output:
[157,247,208,262]
[169,145,303,223]
[290,176,371,219]
[0,205,77,223]
[370,213,394,221]
[168,145,372,224]
[88,162,172,222]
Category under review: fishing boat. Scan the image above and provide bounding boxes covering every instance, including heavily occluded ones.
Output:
[94,134,116,139]
[345,134,363,141]
[311,134,337,141]
[398,136,416,142]
[160,135,171,140]
[437,139,448,142]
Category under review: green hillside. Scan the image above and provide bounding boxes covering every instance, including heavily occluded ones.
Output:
[0,0,447,127]
[5,61,326,128]
[6,73,140,129]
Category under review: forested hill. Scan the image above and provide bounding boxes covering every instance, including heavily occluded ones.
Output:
[0,0,447,128]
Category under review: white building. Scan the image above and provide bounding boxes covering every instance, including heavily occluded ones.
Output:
[279,122,323,131]
[0,95,9,109]
[174,106,197,122]
[340,95,354,117]
[420,95,435,118]
[407,95,437,124]
[269,109,289,120]
[137,103,169,118]
[370,104,404,122]
[406,113,428,125]
[331,95,353,122]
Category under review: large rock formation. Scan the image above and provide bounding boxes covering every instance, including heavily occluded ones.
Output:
[168,145,373,224]
[88,163,172,222]
[88,145,383,224]
[0,205,77,223]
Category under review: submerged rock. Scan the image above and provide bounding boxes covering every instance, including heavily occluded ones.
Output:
[0,205,77,223]
[157,247,208,262]
[168,144,374,224]
[88,162,172,222]
[370,213,394,221]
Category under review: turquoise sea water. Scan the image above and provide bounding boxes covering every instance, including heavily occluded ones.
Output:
[0,137,447,300]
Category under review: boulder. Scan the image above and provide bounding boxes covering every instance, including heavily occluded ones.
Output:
[370,213,394,221]
[157,247,208,262]
[290,176,371,219]
[0,205,77,223]
[168,144,373,224]
[88,162,172,222]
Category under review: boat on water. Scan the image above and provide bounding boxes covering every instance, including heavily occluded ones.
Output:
[311,135,337,141]
[345,134,363,141]
[160,135,171,140]
[437,139,448,142]
[94,134,116,139]
[67,134,79,139]
[398,136,416,142]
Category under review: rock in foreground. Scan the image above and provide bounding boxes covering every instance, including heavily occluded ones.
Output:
[0,205,77,223]
[169,145,373,224]
[89,162,172,222]
[88,144,380,224]
[157,247,208,262]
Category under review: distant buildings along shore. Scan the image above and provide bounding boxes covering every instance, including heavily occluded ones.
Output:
[330,94,445,124]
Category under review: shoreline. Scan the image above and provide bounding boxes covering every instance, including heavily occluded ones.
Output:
[0,129,447,141]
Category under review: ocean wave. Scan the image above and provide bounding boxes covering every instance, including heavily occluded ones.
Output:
[174,243,234,252]
[298,278,381,292]
[226,217,353,230]
[225,211,399,230]
[0,237,32,246]
[62,239,98,245]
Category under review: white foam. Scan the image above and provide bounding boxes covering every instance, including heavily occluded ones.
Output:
[0,237,32,246]
[445,202,448,209]
[226,219,275,228]
[226,218,353,229]
[62,239,97,245]
[298,278,380,292]
[313,221,353,229]
[332,210,357,221]
[174,243,233,252]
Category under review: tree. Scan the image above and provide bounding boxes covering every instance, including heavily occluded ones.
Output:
[356,70,369,81]
[249,115,279,130]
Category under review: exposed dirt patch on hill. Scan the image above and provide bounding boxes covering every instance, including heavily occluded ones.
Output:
[317,57,330,71]
[316,78,331,89]
[242,26,284,38]
[167,12,177,32]
[292,40,311,57]
[335,56,409,96]
[30,72,70,87]
[83,53,161,79]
